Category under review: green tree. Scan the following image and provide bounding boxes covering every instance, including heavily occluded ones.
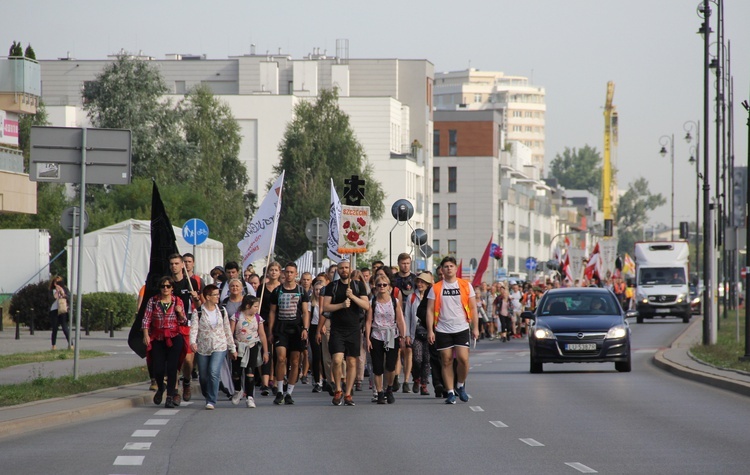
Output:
[548,145,602,195]
[616,177,666,254]
[24,44,36,60]
[272,88,385,262]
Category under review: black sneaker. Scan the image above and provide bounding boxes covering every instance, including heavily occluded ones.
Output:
[434,384,444,398]
[391,375,399,392]
[385,389,395,404]
[284,394,295,405]
[260,385,270,396]
[165,396,175,409]
[312,383,322,393]
[376,391,386,404]
[273,392,284,405]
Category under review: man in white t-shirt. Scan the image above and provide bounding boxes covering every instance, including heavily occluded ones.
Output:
[509,282,523,338]
[426,256,479,405]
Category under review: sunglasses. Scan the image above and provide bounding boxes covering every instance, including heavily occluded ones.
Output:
[375,283,389,288]
[160,285,172,289]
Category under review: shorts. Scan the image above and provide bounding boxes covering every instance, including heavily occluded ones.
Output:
[274,322,305,352]
[328,328,361,358]
[434,329,471,351]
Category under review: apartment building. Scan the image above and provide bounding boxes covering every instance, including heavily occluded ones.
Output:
[38,49,434,264]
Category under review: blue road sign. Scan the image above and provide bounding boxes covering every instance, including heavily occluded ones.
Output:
[525,257,538,271]
[182,218,209,246]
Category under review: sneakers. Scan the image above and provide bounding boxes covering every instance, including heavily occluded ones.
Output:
[420,384,430,396]
[385,388,395,404]
[153,388,164,405]
[205,403,215,410]
[300,375,309,384]
[165,396,175,408]
[412,380,419,393]
[355,380,362,391]
[456,386,469,402]
[434,384,445,398]
[376,391,386,404]
[273,392,284,405]
[246,397,256,408]
[445,392,457,404]
[371,392,379,403]
[344,395,355,406]
[260,385,270,396]
[232,390,243,405]
[391,375,399,392]
[149,379,158,391]
[402,382,410,394]
[182,383,192,402]
[332,390,343,406]
[312,383,322,393]
[284,394,295,405]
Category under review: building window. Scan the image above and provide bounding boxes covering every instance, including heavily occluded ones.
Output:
[474,93,482,103]
[433,130,441,157]
[448,203,457,229]
[433,166,440,193]
[448,166,457,193]
[513,110,522,117]
[433,203,440,230]
[433,239,440,255]
[512,125,522,132]
[449,130,457,156]
[448,239,457,255]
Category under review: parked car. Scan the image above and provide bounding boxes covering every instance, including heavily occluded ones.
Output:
[689,284,702,315]
[523,287,635,374]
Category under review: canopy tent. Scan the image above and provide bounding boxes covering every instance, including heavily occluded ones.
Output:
[66,219,223,295]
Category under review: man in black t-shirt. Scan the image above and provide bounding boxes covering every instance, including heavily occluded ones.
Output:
[268,262,310,405]
[318,259,369,406]
[168,254,200,404]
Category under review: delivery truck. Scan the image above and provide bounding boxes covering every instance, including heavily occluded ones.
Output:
[633,241,691,324]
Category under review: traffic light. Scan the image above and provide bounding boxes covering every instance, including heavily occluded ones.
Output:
[732,167,747,228]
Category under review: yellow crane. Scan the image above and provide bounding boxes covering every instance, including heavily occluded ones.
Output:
[602,81,616,222]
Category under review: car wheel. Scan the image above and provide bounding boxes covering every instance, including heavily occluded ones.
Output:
[682,312,691,323]
[530,359,543,374]
[636,315,644,324]
[615,358,631,373]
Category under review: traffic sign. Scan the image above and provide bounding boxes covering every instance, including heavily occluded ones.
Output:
[525,257,538,271]
[60,206,89,234]
[182,218,209,246]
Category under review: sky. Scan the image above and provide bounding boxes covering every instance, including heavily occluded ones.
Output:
[5,0,750,228]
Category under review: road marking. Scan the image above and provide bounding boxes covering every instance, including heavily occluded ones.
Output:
[470,406,484,412]
[179,401,194,406]
[113,455,144,465]
[489,421,508,428]
[123,442,151,450]
[469,366,473,370]
[155,409,179,416]
[144,419,169,426]
[475,363,482,367]
[131,430,159,437]
[634,348,658,354]
[520,438,545,447]
[565,462,598,473]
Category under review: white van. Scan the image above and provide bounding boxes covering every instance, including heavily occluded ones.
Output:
[633,241,691,323]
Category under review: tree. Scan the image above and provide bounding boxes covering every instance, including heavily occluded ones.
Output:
[616,177,666,254]
[548,145,602,195]
[24,44,36,60]
[272,88,385,262]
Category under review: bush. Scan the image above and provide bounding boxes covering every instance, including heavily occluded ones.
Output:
[9,282,136,331]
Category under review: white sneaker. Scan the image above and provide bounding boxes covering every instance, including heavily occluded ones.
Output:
[246,397,256,408]
[231,390,243,405]
[205,403,215,410]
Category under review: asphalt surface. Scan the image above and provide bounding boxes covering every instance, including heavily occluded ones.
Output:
[0,318,750,446]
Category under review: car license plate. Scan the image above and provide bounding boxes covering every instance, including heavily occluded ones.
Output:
[565,343,596,351]
[655,308,670,314]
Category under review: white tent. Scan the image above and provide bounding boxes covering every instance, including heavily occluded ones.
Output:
[66,219,224,295]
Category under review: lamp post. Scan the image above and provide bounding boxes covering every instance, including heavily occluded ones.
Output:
[659,134,675,241]
[698,0,713,345]
[741,99,750,361]
[685,120,701,279]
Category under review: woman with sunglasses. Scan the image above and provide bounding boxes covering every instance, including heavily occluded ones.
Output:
[142,276,186,408]
[365,275,406,404]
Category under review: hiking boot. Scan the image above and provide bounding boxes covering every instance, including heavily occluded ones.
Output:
[232,390,243,405]
[172,393,181,406]
[385,388,395,404]
[182,383,192,402]
[402,382,410,393]
[445,392,457,404]
[246,397,256,408]
[456,386,469,402]
[412,380,419,394]
[153,388,164,405]
[332,390,343,406]
[376,391,386,404]
[420,384,430,396]
[273,392,284,405]
[165,396,175,408]
[284,394,295,405]
[149,379,158,391]
[344,395,355,406]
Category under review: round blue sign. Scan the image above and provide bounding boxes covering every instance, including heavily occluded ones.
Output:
[182,218,209,246]
[525,257,538,271]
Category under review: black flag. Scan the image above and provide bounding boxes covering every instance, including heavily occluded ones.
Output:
[128,182,180,358]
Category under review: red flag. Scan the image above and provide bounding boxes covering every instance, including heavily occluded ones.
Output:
[563,254,573,282]
[584,242,601,280]
[473,235,493,287]
[457,259,463,279]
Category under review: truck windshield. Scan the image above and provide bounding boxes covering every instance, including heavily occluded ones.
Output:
[638,267,686,285]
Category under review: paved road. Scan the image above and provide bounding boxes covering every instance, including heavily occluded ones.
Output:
[2,318,749,474]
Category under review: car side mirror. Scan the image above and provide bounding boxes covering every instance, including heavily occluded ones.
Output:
[521,311,535,321]
[625,310,639,319]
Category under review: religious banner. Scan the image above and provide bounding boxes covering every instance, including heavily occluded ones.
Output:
[599,238,619,279]
[568,248,587,284]
[337,205,370,254]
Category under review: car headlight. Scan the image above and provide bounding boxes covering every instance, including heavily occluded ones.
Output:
[676,293,686,303]
[605,324,628,339]
[533,327,556,340]
[691,297,701,305]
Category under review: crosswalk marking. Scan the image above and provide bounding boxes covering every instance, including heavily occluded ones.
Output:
[489,421,508,428]
[131,430,159,437]
[520,438,545,447]
[123,442,151,450]
[154,409,179,416]
[470,406,484,412]
[565,462,598,473]
[144,419,169,426]
[113,455,144,465]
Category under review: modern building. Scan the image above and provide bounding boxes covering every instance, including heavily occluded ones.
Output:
[38,47,434,265]
[433,68,546,172]
[0,54,39,214]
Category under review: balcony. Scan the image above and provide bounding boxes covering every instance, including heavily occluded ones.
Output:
[0,57,41,114]
[0,146,24,173]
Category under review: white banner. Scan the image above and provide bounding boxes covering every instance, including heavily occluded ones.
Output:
[238,171,284,269]
[327,179,343,263]
[568,249,587,283]
[599,239,619,279]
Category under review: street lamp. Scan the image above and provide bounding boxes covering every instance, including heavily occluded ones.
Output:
[685,120,701,279]
[659,134,675,240]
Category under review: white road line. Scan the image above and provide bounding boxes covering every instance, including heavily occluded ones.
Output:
[489,420,508,428]
[144,419,169,426]
[565,462,598,473]
[469,366,473,370]
[113,455,144,465]
[131,430,159,437]
[179,401,194,406]
[155,409,179,416]
[475,363,482,367]
[123,442,151,450]
[519,438,545,447]
[470,406,484,412]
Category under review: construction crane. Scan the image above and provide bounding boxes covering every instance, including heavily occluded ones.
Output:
[602,81,617,222]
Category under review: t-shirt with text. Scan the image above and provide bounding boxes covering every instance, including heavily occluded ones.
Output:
[427,280,475,334]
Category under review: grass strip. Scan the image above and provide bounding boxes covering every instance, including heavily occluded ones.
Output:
[691,309,750,373]
[0,366,149,407]
[0,349,107,370]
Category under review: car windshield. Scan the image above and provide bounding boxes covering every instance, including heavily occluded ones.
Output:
[540,294,616,316]
[638,267,685,285]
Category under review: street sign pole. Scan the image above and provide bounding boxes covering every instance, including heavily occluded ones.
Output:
[68,206,77,350]
[73,129,87,379]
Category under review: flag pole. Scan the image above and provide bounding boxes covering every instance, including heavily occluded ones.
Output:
[256,171,285,311]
